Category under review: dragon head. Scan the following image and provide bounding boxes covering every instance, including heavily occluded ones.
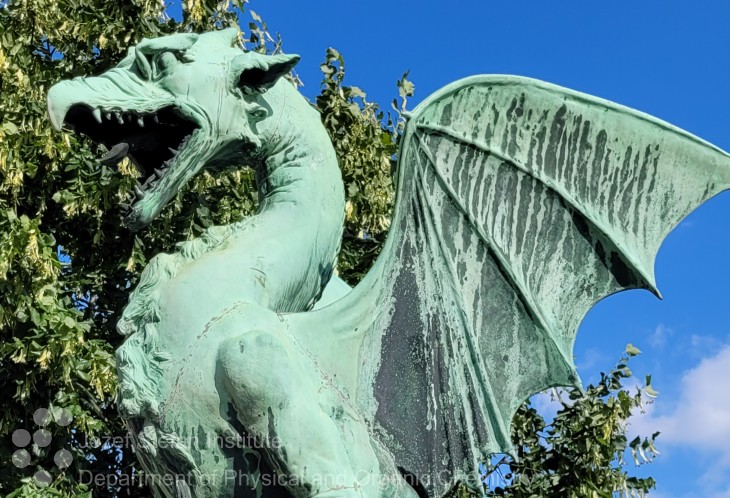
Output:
[47,28,299,230]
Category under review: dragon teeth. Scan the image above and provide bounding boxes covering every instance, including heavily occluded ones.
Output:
[92,108,102,123]
[153,115,159,124]
[137,117,144,127]
[115,112,123,124]
[143,174,156,187]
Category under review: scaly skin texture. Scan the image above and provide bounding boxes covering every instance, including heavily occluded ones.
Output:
[48,29,417,498]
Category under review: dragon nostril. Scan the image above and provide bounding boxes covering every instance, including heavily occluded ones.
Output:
[249,105,268,121]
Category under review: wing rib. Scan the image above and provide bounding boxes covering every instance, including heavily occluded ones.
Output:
[414,149,513,451]
[414,129,580,388]
[416,121,660,297]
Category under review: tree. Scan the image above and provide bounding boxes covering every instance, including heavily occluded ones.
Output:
[480,345,659,498]
[0,1,656,496]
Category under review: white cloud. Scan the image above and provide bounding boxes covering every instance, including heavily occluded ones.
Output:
[649,323,673,349]
[710,488,730,498]
[650,344,730,460]
[689,334,724,358]
[630,344,730,496]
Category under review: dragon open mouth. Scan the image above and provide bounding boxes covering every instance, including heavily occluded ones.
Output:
[64,105,200,203]
[46,32,301,230]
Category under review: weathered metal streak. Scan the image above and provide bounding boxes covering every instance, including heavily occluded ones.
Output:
[296,75,730,497]
[413,78,730,355]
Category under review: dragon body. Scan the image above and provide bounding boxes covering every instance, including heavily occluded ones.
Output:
[48,29,730,498]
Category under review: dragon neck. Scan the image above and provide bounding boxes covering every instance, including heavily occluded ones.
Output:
[120,80,344,333]
[242,80,345,309]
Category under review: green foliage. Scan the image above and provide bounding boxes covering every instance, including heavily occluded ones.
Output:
[482,345,659,498]
[316,48,411,283]
[0,0,656,496]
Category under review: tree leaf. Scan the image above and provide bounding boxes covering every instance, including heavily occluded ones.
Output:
[625,343,641,357]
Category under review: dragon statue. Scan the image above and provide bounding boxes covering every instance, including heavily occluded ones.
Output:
[47,28,730,498]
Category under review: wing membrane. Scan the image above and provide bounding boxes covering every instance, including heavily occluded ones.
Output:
[289,75,730,496]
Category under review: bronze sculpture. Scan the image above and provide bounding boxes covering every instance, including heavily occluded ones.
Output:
[47,28,730,498]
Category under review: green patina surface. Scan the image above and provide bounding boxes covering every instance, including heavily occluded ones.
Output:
[47,29,730,498]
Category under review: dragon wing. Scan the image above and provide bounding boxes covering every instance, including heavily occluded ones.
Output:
[288,75,730,496]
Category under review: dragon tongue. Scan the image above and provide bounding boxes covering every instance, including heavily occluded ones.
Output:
[99,142,130,165]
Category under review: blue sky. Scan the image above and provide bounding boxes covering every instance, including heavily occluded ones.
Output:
[178,1,730,495]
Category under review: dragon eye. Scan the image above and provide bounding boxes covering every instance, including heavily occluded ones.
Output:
[156,52,181,71]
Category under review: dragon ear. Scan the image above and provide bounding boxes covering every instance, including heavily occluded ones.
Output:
[233,53,300,94]
[207,27,240,47]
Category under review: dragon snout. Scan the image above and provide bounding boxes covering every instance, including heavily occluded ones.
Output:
[47,79,83,131]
